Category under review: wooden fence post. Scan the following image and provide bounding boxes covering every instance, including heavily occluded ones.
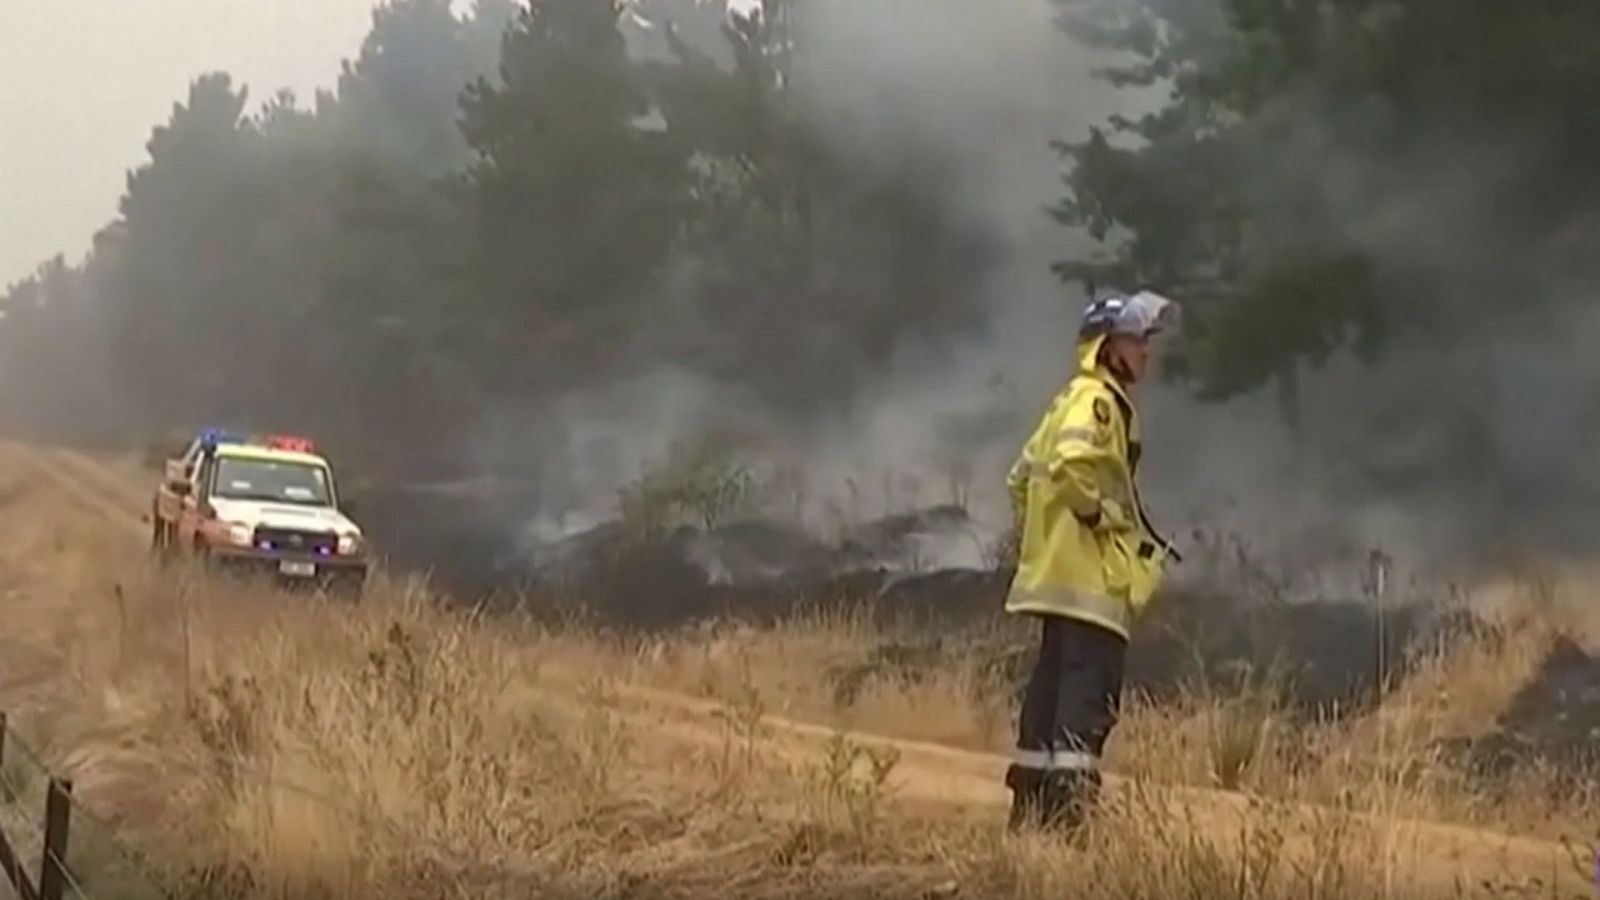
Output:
[0,711,10,804]
[0,710,37,900]
[38,778,71,900]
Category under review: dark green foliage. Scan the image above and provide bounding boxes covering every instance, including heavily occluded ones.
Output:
[645,1,998,413]
[1051,0,1600,401]
[460,0,690,391]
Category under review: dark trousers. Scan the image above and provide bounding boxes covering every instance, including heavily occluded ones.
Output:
[1006,615,1128,830]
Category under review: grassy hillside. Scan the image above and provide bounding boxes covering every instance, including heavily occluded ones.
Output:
[0,447,1592,899]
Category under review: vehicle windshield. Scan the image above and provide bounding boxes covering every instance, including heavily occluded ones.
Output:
[212,457,333,506]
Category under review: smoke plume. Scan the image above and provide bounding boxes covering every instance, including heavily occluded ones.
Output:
[506,0,1600,599]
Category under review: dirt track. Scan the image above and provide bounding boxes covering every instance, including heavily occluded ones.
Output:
[1,440,1593,898]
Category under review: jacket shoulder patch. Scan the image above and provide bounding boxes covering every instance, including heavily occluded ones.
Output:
[1092,397,1112,425]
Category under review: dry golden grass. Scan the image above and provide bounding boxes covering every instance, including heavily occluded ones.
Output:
[576,608,1023,753]
[0,445,1591,899]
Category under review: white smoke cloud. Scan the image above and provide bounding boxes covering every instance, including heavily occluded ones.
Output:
[483,0,1145,548]
[484,0,1600,600]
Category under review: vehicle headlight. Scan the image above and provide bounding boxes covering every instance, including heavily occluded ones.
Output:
[227,523,254,546]
[338,533,363,556]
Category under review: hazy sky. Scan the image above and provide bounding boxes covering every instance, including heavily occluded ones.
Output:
[0,0,410,287]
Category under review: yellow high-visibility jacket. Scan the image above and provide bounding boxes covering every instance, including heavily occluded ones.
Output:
[1003,334,1176,640]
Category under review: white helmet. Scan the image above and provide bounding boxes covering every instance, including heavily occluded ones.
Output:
[1078,289,1180,339]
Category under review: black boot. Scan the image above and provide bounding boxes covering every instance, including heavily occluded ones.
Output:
[1004,764,1046,831]
[1039,769,1102,834]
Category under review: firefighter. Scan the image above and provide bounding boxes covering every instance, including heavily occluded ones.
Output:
[1001,288,1181,833]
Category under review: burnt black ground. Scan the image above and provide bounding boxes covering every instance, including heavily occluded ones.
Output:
[1443,635,1600,780]
[352,487,1600,778]
[356,490,1464,711]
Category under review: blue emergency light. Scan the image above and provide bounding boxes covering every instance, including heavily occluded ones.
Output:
[198,428,247,451]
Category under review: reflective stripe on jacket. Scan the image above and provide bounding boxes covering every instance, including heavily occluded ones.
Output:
[1003,334,1175,639]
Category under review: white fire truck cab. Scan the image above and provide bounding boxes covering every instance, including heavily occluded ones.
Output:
[150,429,369,592]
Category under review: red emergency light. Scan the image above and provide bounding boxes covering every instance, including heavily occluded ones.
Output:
[265,434,316,453]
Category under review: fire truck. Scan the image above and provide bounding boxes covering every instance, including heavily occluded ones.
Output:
[150,429,370,592]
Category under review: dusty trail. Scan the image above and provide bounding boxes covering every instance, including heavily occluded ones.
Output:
[558,667,1593,892]
[6,444,148,537]
[1,439,1592,897]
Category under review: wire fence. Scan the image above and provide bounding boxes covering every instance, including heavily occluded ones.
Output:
[0,711,175,900]
[0,706,565,900]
